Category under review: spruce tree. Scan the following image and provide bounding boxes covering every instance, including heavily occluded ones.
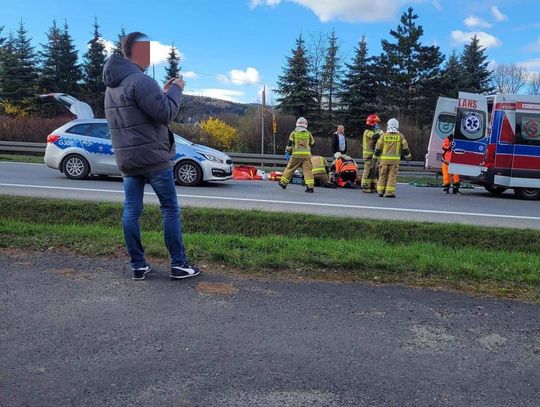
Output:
[321,29,342,122]
[39,20,62,93]
[82,18,107,116]
[57,20,81,95]
[112,27,126,56]
[276,34,317,122]
[0,26,6,97]
[340,36,378,134]
[13,20,38,102]
[164,45,181,83]
[460,35,493,94]
[377,7,444,124]
[441,50,465,98]
[0,33,18,104]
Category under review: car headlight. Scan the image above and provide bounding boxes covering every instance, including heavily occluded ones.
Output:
[202,153,225,164]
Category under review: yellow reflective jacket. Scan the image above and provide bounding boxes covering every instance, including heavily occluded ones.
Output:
[310,156,328,175]
[374,132,412,164]
[362,128,383,159]
[285,129,314,157]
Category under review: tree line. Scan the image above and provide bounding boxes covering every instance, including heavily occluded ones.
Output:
[0,19,180,117]
[276,7,540,138]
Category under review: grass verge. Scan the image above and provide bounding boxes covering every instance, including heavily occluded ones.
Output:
[0,154,44,164]
[0,196,539,301]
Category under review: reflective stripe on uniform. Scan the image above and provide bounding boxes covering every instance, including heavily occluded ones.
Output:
[291,131,312,156]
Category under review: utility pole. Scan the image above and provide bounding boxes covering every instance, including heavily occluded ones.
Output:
[261,86,266,167]
[272,110,277,166]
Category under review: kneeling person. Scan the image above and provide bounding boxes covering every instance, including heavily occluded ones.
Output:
[331,152,359,189]
[311,155,337,188]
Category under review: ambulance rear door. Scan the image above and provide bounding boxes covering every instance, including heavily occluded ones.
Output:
[449,92,489,177]
[425,97,457,171]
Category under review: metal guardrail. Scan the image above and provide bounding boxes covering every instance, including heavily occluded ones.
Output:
[0,141,47,153]
[227,152,426,172]
[0,141,428,173]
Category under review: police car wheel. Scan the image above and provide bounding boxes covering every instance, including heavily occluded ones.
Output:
[175,161,202,186]
[62,154,90,180]
[514,188,540,201]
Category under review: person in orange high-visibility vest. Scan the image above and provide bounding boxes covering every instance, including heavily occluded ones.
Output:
[442,133,460,194]
[330,152,359,189]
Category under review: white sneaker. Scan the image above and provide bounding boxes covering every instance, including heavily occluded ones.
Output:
[170,264,201,279]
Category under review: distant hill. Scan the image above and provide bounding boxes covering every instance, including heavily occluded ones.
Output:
[177,95,260,123]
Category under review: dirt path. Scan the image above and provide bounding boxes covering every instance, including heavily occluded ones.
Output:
[1,249,539,406]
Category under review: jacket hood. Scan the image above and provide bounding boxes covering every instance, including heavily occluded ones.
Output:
[102,54,142,88]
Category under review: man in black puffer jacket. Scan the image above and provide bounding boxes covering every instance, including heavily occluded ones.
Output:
[103,32,199,281]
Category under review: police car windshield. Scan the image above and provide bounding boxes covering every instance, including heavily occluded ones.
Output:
[174,134,194,146]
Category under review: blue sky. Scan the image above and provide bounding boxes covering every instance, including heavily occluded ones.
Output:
[2,0,540,103]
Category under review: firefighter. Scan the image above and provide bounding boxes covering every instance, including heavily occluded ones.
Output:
[311,155,338,188]
[331,152,360,189]
[374,118,412,198]
[442,133,460,194]
[361,114,383,193]
[279,117,315,193]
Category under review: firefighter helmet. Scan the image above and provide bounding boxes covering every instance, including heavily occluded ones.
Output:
[387,118,399,133]
[296,117,308,128]
[366,114,380,126]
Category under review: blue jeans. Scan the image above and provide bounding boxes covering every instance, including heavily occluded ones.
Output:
[122,168,187,269]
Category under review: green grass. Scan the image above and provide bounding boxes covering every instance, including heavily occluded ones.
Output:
[1,196,539,301]
[0,154,44,164]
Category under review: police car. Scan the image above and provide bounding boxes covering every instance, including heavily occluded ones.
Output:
[42,94,233,186]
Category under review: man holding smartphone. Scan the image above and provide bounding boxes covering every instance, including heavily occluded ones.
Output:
[103,32,199,281]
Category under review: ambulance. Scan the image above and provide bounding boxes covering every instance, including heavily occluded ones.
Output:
[425,92,540,200]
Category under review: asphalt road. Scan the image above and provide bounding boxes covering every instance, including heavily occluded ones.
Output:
[1,161,540,229]
[1,249,539,406]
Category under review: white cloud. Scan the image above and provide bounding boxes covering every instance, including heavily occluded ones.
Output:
[431,0,443,11]
[184,88,245,102]
[464,15,492,29]
[519,58,540,73]
[150,41,183,66]
[451,30,502,48]
[491,6,507,22]
[183,71,198,79]
[218,67,261,85]
[526,36,540,52]
[250,0,402,22]
[99,38,115,55]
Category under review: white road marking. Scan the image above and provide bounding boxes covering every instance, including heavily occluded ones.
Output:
[0,161,45,166]
[1,182,539,222]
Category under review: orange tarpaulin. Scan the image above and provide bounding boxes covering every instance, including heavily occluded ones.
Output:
[233,165,262,180]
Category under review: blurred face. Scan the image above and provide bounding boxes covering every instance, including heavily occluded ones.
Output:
[338,125,344,133]
[131,40,151,70]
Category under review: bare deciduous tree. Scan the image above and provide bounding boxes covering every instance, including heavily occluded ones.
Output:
[530,72,540,95]
[492,63,529,94]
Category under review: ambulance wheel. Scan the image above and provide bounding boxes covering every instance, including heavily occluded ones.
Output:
[484,184,507,195]
[514,188,540,200]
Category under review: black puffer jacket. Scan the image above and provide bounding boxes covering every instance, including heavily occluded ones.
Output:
[103,54,182,176]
